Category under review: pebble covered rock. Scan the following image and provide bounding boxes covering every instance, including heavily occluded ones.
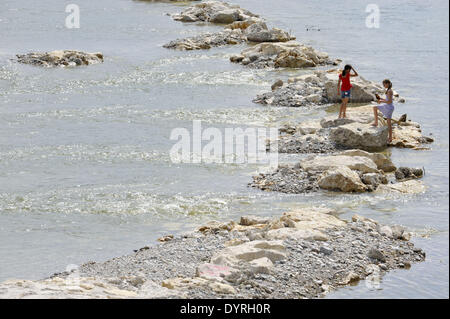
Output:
[0,208,425,299]
[16,50,104,68]
[230,41,338,69]
[249,151,425,194]
[171,1,262,24]
[249,164,321,193]
[275,106,434,154]
[163,22,295,51]
[163,29,247,50]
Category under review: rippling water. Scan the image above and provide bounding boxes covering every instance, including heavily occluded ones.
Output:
[0,0,448,298]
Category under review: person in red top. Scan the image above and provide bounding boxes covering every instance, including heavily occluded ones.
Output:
[337,64,358,118]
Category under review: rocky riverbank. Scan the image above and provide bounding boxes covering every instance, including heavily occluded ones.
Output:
[16,51,104,68]
[0,208,425,299]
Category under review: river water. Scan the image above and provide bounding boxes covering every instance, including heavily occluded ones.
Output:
[0,0,448,298]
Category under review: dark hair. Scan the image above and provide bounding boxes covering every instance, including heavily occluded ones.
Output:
[383,79,392,94]
[342,65,352,77]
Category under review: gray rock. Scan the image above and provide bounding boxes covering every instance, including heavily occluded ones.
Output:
[395,167,424,181]
[319,245,333,255]
[17,50,103,68]
[330,123,389,152]
[368,248,386,262]
[163,30,246,50]
[244,22,293,43]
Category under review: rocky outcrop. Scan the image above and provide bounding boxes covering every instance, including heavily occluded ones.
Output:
[389,121,435,149]
[250,151,418,194]
[163,29,247,50]
[163,22,294,50]
[254,69,404,107]
[0,208,425,299]
[171,1,261,24]
[243,22,294,43]
[275,105,434,154]
[16,51,104,68]
[230,41,338,69]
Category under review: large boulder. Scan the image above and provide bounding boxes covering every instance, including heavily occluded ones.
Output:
[339,149,396,172]
[210,240,287,268]
[329,123,389,151]
[244,22,293,43]
[281,208,346,229]
[300,155,380,174]
[16,50,103,68]
[318,166,367,193]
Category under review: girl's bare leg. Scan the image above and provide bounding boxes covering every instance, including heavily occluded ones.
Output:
[342,99,348,118]
[372,107,378,127]
[387,118,393,143]
[338,103,343,118]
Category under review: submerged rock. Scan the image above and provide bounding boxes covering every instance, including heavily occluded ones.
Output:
[16,50,104,68]
[230,41,337,69]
